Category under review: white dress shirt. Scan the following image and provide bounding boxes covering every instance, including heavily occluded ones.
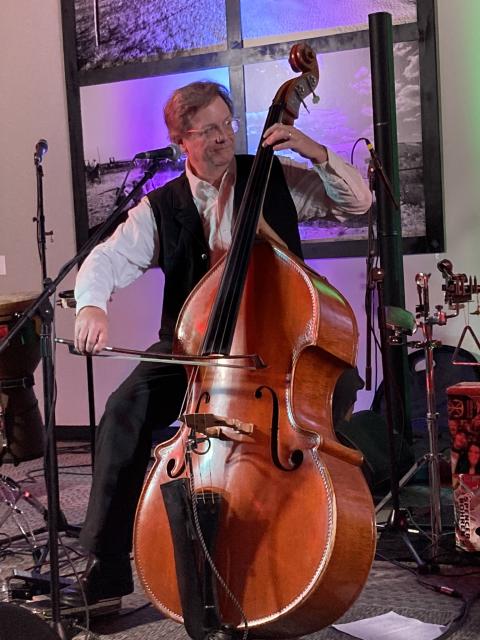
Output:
[75,149,371,314]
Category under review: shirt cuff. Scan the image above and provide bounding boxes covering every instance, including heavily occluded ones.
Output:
[75,294,109,316]
[313,147,342,172]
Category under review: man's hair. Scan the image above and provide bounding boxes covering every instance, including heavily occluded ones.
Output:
[164,81,233,144]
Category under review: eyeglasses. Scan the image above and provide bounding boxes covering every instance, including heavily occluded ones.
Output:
[185,117,240,140]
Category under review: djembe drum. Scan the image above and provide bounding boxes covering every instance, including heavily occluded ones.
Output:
[0,292,44,464]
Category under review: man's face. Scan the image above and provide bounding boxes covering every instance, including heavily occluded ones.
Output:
[179,96,235,181]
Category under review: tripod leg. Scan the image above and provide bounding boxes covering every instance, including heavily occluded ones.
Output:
[398,529,427,570]
[375,455,428,513]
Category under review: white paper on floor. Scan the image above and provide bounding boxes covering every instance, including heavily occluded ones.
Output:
[332,611,446,640]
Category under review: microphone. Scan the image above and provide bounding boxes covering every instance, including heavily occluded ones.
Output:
[34,139,48,165]
[135,144,181,161]
[364,138,400,209]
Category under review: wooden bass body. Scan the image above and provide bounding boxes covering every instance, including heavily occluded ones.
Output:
[134,240,376,638]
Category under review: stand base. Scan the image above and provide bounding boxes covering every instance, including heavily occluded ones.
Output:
[375,452,451,514]
[21,595,121,620]
[10,570,72,599]
[376,507,433,569]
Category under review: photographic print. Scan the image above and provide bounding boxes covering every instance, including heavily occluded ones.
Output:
[74,0,227,71]
[80,67,230,229]
[63,0,441,256]
[244,42,424,247]
[240,0,417,42]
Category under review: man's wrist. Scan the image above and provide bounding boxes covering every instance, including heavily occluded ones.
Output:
[310,143,328,165]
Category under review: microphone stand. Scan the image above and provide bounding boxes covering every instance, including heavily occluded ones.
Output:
[0,156,166,638]
[366,146,429,570]
[364,161,377,392]
[410,274,443,558]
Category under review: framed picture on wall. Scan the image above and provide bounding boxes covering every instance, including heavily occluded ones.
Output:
[79,68,230,232]
[61,0,443,258]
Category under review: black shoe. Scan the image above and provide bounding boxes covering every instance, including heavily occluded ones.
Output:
[60,553,134,607]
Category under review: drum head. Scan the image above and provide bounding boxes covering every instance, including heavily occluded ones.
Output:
[0,292,41,380]
[0,292,40,320]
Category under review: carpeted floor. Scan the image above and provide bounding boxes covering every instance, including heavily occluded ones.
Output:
[1,442,480,639]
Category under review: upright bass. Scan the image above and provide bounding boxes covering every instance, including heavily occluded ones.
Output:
[134,44,376,639]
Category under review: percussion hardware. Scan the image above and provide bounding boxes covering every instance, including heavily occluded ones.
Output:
[411,273,443,555]
[436,259,480,366]
[372,269,428,569]
[385,305,416,346]
[378,272,446,559]
[452,325,480,366]
[56,290,76,310]
[437,259,480,311]
[0,294,44,465]
[0,473,47,558]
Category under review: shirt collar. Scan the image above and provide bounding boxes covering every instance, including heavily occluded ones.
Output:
[186,157,236,203]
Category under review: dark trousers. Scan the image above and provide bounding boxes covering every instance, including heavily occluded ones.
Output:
[79,347,363,556]
[79,348,187,556]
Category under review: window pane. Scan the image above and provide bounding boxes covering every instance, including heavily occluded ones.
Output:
[244,43,424,244]
[80,67,230,229]
[241,0,416,43]
[74,0,227,72]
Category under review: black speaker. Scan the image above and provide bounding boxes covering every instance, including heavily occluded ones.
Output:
[0,602,59,639]
[335,410,415,492]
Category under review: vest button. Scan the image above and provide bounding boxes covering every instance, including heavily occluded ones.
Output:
[201,253,208,261]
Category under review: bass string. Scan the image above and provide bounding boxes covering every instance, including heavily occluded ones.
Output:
[205,107,281,355]
[181,104,284,501]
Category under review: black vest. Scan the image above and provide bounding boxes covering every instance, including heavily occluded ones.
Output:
[147,154,303,345]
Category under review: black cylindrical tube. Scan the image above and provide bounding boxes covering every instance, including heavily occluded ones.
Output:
[369,12,411,442]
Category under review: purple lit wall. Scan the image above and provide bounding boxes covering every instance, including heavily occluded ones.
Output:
[245,43,424,243]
